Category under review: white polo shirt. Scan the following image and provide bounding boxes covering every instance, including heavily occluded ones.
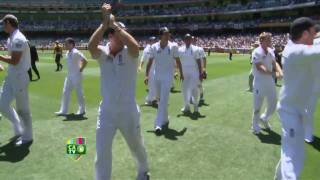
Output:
[149,41,179,80]
[98,43,138,104]
[311,38,320,93]
[66,48,86,78]
[252,46,275,82]
[178,44,200,72]
[6,29,30,76]
[278,41,320,114]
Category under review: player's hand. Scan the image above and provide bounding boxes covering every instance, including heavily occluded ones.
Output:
[276,72,283,80]
[144,77,148,85]
[0,64,4,71]
[202,71,207,80]
[102,3,112,27]
[180,74,184,81]
[174,72,179,80]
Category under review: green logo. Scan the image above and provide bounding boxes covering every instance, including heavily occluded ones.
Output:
[66,137,86,161]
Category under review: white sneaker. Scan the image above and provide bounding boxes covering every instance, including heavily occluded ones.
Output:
[252,128,261,135]
[75,110,86,116]
[259,119,272,130]
[144,101,152,105]
[181,106,191,113]
[305,136,314,143]
[55,111,67,116]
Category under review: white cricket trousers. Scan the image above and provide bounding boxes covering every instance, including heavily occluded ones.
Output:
[59,76,85,113]
[252,80,277,131]
[154,77,173,127]
[274,110,305,180]
[182,69,200,108]
[95,101,149,180]
[0,73,32,141]
[304,93,318,141]
[145,66,156,102]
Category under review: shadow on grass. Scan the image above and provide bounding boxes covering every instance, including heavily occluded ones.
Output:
[199,99,210,107]
[60,113,88,121]
[147,127,187,141]
[307,136,320,152]
[177,111,206,120]
[0,140,32,162]
[255,129,281,145]
[170,89,181,94]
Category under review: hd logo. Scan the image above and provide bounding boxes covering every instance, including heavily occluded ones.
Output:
[66,137,87,161]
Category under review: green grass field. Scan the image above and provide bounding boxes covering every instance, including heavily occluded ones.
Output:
[0,51,318,180]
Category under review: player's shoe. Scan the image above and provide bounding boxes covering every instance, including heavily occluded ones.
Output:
[305,136,314,143]
[259,119,272,130]
[155,126,162,136]
[15,138,33,147]
[75,110,86,116]
[55,111,67,116]
[251,121,261,135]
[136,172,150,180]
[181,106,191,114]
[144,101,152,106]
[162,121,169,130]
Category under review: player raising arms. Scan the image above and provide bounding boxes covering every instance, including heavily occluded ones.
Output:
[88,4,150,180]
[251,32,283,134]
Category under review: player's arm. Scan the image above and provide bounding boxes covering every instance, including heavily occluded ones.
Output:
[196,58,203,81]
[88,4,111,59]
[110,20,139,58]
[273,60,283,78]
[0,39,25,65]
[145,58,154,85]
[0,51,22,65]
[255,62,273,75]
[80,58,88,72]
[88,24,105,59]
[175,57,184,81]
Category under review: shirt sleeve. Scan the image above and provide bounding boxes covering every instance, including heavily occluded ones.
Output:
[172,45,179,59]
[149,45,155,59]
[77,51,86,61]
[11,38,26,52]
[252,51,262,64]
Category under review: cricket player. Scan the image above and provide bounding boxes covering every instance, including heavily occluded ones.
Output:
[88,4,149,180]
[251,32,283,134]
[303,25,320,143]
[274,17,320,180]
[27,42,40,81]
[54,41,63,71]
[145,27,184,134]
[140,36,157,105]
[55,38,87,116]
[179,34,202,114]
[0,14,33,146]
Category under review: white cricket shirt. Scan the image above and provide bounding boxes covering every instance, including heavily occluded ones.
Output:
[149,41,179,80]
[98,43,138,104]
[178,44,200,72]
[252,46,275,83]
[6,29,30,76]
[278,41,320,114]
[66,48,86,78]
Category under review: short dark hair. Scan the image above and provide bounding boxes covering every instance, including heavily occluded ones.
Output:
[1,14,19,28]
[65,37,75,46]
[290,17,315,41]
